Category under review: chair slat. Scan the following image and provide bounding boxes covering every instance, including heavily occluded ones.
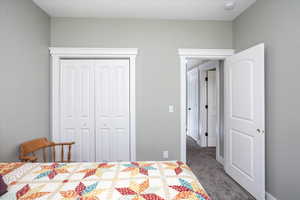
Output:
[43,148,46,162]
[52,145,56,162]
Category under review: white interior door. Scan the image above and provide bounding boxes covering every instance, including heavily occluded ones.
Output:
[94,59,130,162]
[60,60,95,162]
[224,44,265,199]
[207,70,217,147]
[187,68,199,141]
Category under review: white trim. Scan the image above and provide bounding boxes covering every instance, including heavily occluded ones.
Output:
[49,48,138,56]
[215,64,222,165]
[266,192,278,200]
[49,47,138,161]
[179,49,234,163]
[178,49,235,58]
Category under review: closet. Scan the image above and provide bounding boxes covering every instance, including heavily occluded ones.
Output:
[59,59,130,162]
[60,59,130,162]
[50,48,137,162]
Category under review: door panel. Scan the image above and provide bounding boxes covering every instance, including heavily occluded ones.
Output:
[207,71,217,147]
[187,68,199,141]
[94,60,130,162]
[224,44,265,200]
[60,60,95,162]
[231,129,254,178]
[231,61,254,121]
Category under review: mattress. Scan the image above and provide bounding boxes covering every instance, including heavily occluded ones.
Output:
[0,161,210,200]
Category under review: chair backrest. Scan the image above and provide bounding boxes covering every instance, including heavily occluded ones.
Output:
[19,138,74,163]
[20,138,52,156]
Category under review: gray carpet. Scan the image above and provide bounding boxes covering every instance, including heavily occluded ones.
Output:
[186,136,255,200]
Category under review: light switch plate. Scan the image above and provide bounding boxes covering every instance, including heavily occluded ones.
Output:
[169,105,174,113]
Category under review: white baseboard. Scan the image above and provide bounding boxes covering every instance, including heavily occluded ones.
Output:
[196,139,202,147]
[216,156,224,165]
[266,192,278,200]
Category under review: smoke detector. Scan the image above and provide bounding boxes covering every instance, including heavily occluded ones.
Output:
[224,0,236,11]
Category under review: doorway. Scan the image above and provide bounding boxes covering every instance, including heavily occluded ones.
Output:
[179,45,265,200]
[186,59,223,164]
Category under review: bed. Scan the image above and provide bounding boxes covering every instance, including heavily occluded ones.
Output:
[0,161,210,200]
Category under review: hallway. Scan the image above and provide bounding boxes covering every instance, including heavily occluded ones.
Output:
[186,136,255,200]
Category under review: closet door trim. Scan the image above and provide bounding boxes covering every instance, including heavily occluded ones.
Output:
[50,48,138,161]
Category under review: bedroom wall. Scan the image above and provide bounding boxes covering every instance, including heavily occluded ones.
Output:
[234,1,300,199]
[0,0,50,161]
[51,18,233,161]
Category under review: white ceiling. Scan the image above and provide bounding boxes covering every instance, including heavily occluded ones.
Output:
[33,0,256,21]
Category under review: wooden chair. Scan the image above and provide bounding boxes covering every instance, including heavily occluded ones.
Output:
[19,138,75,163]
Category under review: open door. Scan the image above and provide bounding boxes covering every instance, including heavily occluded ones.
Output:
[224,44,265,200]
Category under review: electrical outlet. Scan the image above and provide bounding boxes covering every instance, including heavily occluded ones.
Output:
[163,151,169,159]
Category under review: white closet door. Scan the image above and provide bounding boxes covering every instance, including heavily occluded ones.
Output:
[94,59,130,162]
[60,60,95,162]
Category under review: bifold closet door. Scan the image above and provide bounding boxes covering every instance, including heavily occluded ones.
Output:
[60,60,95,162]
[94,60,130,162]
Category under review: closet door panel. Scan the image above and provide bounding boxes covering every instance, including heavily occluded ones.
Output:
[60,60,95,162]
[94,60,130,162]
[78,64,95,162]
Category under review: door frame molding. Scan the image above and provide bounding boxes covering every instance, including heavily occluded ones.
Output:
[178,49,235,163]
[49,47,138,161]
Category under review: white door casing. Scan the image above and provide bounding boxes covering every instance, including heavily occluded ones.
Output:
[207,70,217,147]
[187,67,199,142]
[50,48,138,162]
[224,44,265,200]
[179,49,235,163]
[94,59,130,162]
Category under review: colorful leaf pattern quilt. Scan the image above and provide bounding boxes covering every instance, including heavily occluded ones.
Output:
[0,161,210,200]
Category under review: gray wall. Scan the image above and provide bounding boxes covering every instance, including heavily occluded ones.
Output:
[234,1,300,199]
[51,18,232,161]
[0,0,50,161]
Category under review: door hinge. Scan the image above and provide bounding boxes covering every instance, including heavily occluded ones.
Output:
[205,132,208,137]
[205,77,208,82]
[205,105,208,109]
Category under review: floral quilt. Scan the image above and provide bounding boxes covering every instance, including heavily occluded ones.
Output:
[0,161,210,200]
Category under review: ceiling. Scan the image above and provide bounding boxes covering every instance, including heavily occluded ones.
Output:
[187,58,206,69]
[33,0,256,21]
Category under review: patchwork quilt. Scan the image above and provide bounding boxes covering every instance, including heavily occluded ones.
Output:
[0,161,210,200]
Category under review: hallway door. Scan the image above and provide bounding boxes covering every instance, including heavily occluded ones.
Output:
[207,70,217,147]
[187,67,199,142]
[224,44,265,200]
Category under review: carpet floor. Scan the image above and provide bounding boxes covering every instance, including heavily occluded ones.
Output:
[186,136,255,200]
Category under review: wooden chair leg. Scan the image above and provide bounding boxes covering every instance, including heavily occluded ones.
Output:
[68,144,72,162]
[61,145,64,163]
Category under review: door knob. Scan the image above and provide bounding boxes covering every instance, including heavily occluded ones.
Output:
[257,129,264,134]
[188,108,191,110]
